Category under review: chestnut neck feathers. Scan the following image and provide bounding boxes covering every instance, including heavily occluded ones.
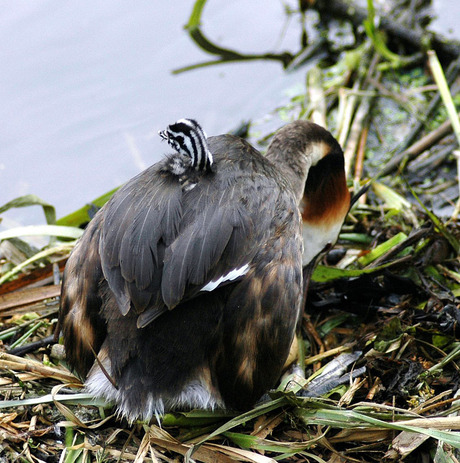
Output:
[266,120,334,204]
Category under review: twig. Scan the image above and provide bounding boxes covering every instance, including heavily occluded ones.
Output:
[395,416,460,430]
[312,0,460,61]
[173,0,293,74]
[354,126,369,205]
[305,345,353,366]
[8,335,55,356]
[453,150,460,220]
[343,50,380,177]
[343,94,373,177]
[338,46,378,177]
[0,352,78,384]
[0,244,74,286]
[0,285,60,313]
[0,259,67,295]
[380,116,457,176]
[337,80,361,151]
[398,55,460,153]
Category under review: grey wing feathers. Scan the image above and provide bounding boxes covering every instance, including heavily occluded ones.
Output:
[99,154,279,327]
[100,167,183,316]
[162,199,244,308]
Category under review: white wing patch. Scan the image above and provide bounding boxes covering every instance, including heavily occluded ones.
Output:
[201,264,250,292]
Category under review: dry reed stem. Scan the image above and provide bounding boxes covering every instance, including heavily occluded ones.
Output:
[304,345,352,366]
[343,96,373,178]
[307,67,327,128]
[394,416,460,430]
[0,352,78,384]
[381,114,459,176]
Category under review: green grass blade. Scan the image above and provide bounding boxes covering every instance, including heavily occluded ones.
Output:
[295,406,460,448]
[0,194,56,225]
[312,259,406,282]
[428,50,460,146]
[372,181,411,210]
[357,232,408,266]
[0,225,83,241]
[56,187,119,228]
[195,398,288,446]
[186,0,208,30]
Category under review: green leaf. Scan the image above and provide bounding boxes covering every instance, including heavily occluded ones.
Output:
[311,259,404,283]
[194,397,288,447]
[161,410,231,427]
[186,0,208,30]
[364,0,402,64]
[339,233,373,244]
[428,50,460,146]
[372,182,411,211]
[318,313,352,337]
[374,318,404,352]
[357,232,408,266]
[434,441,456,463]
[295,406,460,448]
[0,225,83,241]
[56,187,119,228]
[0,194,56,225]
[224,431,308,454]
[432,334,452,349]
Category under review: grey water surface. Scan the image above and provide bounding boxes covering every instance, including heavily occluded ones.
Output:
[0,0,307,227]
[0,0,458,228]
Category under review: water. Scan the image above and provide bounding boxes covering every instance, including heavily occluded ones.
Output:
[0,0,305,226]
[0,1,458,228]
[432,0,460,39]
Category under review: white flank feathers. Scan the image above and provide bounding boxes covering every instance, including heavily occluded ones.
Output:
[201,264,250,292]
